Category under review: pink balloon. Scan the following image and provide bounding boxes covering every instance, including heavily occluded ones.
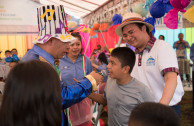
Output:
[164,9,179,29]
[170,0,191,9]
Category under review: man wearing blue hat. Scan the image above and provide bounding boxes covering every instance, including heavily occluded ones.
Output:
[22,5,103,126]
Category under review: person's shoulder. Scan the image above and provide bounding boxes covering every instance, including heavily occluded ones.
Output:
[154,39,173,49]
[21,51,39,62]
[106,77,116,85]
[132,78,148,88]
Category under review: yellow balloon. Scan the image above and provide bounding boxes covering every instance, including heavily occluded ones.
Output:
[183,6,194,23]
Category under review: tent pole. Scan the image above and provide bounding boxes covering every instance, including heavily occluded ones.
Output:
[84,36,91,55]
[100,31,108,48]
[118,37,122,47]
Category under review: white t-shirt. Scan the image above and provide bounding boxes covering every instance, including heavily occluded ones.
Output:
[131,39,184,106]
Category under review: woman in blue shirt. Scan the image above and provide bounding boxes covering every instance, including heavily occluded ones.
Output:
[59,32,93,126]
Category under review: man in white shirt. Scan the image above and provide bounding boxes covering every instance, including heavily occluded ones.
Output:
[115,12,184,117]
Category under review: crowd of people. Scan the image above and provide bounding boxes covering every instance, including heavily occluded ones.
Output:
[1,4,194,126]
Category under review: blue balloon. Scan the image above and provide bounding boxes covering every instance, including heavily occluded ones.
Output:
[164,2,173,13]
[150,1,165,18]
[112,14,122,25]
[144,17,156,35]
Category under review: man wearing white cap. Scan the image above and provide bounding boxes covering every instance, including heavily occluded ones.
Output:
[115,12,184,117]
[22,5,103,126]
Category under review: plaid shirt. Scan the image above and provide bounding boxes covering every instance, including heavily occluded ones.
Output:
[135,36,179,76]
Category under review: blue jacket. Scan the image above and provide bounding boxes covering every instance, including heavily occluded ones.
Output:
[22,45,92,126]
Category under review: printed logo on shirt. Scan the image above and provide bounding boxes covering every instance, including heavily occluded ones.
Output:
[146,56,155,66]
[60,66,70,70]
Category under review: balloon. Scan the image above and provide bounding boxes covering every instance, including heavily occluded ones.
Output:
[132,2,149,17]
[164,0,191,29]
[150,0,165,18]
[93,23,100,30]
[164,2,173,13]
[112,14,122,25]
[170,0,191,9]
[144,17,156,35]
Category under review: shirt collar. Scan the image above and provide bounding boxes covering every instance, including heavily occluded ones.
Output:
[32,45,55,66]
[135,36,156,54]
[63,53,83,63]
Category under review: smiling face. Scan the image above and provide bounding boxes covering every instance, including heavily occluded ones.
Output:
[122,23,148,50]
[68,38,82,57]
[107,56,125,79]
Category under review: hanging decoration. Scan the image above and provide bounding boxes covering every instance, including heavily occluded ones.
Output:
[132,2,149,17]
[108,14,122,38]
[144,0,166,35]
[73,25,90,33]
[99,23,109,31]
[144,0,173,34]
[183,5,194,23]
[164,0,191,29]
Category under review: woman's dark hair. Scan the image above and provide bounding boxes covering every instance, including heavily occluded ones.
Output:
[98,52,108,65]
[71,32,83,54]
[111,47,135,74]
[0,60,61,126]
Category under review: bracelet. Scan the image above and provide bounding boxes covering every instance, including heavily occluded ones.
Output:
[85,75,97,92]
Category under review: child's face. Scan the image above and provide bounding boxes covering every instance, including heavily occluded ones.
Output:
[107,56,124,79]
[5,52,11,57]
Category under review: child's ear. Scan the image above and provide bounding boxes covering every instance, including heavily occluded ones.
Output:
[123,65,130,74]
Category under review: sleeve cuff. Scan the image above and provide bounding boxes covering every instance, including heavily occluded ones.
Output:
[161,67,179,76]
[85,75,97,92]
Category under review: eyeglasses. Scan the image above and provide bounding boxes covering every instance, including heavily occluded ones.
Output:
[122,29,137,38]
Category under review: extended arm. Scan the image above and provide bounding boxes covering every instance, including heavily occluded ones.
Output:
[88,92,107,105]
[159,72,177,105]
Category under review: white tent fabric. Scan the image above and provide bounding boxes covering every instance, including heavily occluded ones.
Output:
[0,0,109,33]
[39,0,109,18]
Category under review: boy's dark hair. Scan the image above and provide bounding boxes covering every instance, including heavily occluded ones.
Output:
[128,102,180,126]
[98,52,108,65]
[159,35,165,40]
[11,48,17,52]
[71,32,83,54]
[111,47,135,74]
[5,50,11,54]
[0,60,62,126]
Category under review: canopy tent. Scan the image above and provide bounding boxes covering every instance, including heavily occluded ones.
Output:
[38,0,109,18]
[0,0,194,58]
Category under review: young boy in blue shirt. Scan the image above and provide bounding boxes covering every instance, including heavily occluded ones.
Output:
[88,47,154,126]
